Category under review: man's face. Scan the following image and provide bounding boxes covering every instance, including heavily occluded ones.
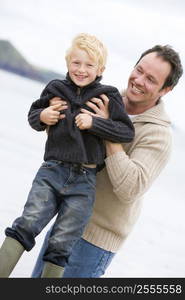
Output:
[126,52,172,109]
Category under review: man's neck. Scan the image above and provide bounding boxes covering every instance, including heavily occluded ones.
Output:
[124,97,159,115]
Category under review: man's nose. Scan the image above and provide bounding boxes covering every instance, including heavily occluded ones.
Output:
[135,74,145,86]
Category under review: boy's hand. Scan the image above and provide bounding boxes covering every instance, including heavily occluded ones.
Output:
[40,103,64,125]
[75,113,93,130]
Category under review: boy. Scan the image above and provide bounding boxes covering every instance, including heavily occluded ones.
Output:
[0,33,134,278]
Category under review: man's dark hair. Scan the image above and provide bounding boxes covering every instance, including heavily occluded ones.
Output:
[135,45,183,89]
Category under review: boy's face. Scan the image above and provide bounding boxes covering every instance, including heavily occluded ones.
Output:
[67,47,104,87]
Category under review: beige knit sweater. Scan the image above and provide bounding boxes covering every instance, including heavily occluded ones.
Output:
[83,100,172,252]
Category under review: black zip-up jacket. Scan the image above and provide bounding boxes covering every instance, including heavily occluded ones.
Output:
[28,75,134,167]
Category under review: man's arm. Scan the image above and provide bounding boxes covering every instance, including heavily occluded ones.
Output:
[89,116,134,143]
[104,125,172,203]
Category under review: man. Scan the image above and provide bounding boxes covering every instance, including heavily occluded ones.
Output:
[31,45,183,277]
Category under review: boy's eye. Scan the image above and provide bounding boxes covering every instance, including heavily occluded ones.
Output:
[87,64,96,68]
[71,61,80,65]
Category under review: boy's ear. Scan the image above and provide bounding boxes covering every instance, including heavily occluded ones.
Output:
[98,66,105,76]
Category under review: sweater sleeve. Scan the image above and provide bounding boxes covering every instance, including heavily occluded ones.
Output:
[27,83,53,131]
[88,90,135,143]
[105,124,172,203]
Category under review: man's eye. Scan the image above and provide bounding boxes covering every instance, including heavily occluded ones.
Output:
[148,77,155,83]
[136,67,142,73]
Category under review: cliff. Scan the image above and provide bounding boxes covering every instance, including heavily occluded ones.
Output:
[0,40,65,83]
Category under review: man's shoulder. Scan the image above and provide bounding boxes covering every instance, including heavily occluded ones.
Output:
[133,100,171,127]
[134,118,172,142]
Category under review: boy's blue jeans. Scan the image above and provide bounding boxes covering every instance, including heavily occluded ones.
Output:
[32,229,115,278]
[6,160,96,267]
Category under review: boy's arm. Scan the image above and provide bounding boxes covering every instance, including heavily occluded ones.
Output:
[87,91,135,143]
[28,80,59,131]
[28,96,50,131]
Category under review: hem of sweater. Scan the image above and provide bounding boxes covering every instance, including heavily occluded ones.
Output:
[82,222,123,253]
[44,155,104,165]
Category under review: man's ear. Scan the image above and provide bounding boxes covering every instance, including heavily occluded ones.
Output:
[98,66,105,76]
[160,86,172,97]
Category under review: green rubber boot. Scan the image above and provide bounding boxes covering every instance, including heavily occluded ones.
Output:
[41,262,64,278]
[0,237,25,277]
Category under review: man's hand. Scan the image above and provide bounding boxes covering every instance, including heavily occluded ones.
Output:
[40,97,68,126]
[49,97,68,111]
[40,103,64,125]
[75,113,93,130]
[80,94,109,119]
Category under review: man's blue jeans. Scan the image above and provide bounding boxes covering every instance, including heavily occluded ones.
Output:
[6,160,96,267]
[32,228,115,278]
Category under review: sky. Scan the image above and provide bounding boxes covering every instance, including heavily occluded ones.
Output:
[1,0,185,86]
[0,0,185,278]
[0,0,185,128]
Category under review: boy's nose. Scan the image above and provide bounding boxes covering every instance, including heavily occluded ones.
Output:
[78,65,86,73]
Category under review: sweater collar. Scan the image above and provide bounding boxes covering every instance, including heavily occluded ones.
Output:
[130,99,171,127]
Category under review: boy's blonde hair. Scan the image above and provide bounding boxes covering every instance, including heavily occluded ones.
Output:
[65,33,107,69]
